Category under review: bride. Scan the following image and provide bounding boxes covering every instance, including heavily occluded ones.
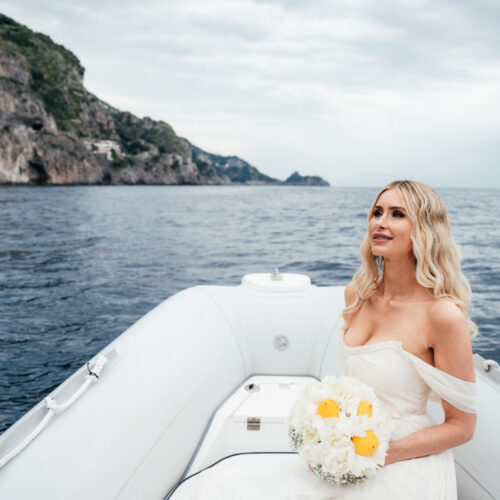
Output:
[339,180,477,498]
[169,180,478,500]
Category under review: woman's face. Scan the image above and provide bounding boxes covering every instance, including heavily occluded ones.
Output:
[368,188,414,259]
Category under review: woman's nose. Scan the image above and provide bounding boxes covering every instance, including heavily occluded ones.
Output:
[376,213,388,228]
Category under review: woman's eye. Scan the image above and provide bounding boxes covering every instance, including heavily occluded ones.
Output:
[372,209,382,217]
[393,211,405,218]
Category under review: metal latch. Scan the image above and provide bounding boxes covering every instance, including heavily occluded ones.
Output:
[247,417,261,431]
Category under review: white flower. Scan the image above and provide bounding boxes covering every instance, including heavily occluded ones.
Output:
[288,375,394,485]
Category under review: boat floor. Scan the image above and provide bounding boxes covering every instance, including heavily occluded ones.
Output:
[168,452,342,499]
[182,375,315,478]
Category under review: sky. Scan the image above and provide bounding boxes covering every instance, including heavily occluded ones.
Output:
[1,0,499,187]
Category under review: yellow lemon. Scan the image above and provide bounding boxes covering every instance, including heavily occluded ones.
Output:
[352,430,378,456]
[316,399,339,418]
[357,400,373,417]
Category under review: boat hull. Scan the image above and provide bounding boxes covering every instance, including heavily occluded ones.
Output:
[0,274,498,499]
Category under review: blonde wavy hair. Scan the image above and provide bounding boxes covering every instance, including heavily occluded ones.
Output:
[342,180,478,338]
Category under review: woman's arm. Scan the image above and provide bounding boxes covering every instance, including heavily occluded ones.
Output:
[384,301,477,465]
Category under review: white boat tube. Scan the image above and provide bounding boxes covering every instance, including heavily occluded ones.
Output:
[0,273,498,500]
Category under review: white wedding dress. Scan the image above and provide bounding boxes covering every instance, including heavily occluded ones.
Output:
[331,332,477,499]
[170,330,477,500]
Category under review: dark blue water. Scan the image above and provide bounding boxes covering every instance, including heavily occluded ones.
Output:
[1,186,499,433]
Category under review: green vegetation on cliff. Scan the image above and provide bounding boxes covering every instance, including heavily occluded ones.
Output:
[113,111,185,155]
[0,13,85,130]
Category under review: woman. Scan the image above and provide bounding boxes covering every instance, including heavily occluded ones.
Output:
[338,180,477,498]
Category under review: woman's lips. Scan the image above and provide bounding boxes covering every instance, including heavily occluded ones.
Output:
[372,234,393,242]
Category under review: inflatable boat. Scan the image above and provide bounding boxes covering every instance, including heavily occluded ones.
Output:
[0,272,499,499]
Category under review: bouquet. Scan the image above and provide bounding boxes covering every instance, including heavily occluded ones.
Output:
[288,375,394,485]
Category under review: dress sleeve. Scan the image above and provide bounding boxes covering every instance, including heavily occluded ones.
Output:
[403,351,477,414]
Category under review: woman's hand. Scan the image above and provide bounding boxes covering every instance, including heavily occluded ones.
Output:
[382,442,398,466]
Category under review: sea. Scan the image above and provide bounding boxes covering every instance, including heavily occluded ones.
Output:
[1,185,499,434]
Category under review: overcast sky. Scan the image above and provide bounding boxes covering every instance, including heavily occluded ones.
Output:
[1,0,499,187]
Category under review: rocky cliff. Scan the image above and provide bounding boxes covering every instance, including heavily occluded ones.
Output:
[282,171,330,186]
[0,14,329,186]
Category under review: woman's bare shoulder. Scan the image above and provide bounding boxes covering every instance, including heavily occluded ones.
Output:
[425,299,475,381]
[344,281,356,307]
[426,298,468,334]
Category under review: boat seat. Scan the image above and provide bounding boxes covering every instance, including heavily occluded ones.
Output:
[167,452,343,499]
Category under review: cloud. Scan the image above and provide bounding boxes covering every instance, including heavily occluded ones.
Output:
[0,0,499,186]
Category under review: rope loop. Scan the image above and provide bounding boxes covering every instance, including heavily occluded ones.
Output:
[483,359,499,372]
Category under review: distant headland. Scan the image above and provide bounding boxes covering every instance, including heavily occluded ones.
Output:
[0,14,329,187]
